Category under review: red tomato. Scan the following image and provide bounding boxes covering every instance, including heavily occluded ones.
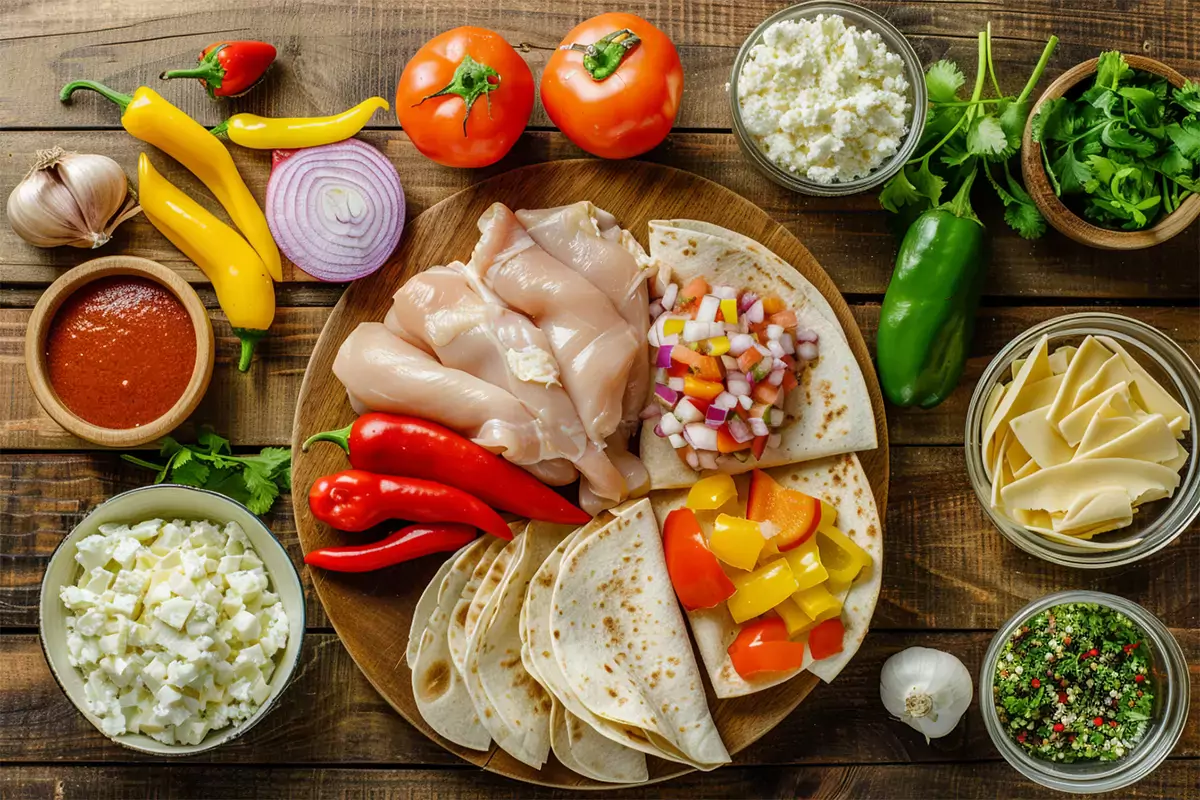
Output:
[727,617,807,678]
[541,13,683,159]
[396,27,534,167]
[663,508,735,610]
[808,617,846,661]
[746,469,820,550]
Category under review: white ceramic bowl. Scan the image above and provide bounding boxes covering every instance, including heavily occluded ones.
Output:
[39,484,306,755]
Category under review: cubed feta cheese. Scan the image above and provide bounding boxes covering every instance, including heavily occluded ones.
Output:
[231,610,261,641]
[74,534,114,572]
[154,597,195,630]
[111,536,142,568]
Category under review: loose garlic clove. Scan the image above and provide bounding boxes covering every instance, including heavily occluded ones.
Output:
[6,147,141,249]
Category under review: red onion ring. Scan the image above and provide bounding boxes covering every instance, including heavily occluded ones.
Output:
[266,139,404,282]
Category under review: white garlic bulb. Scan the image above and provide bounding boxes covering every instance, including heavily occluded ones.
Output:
[7,147,141,248]
[880,646,973,741]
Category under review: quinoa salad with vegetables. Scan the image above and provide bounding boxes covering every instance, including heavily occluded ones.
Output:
[992,603,1154,762]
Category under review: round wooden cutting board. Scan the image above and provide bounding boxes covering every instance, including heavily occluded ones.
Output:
[291,159,889,788]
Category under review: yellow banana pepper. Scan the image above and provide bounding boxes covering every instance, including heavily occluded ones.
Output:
[138,154,275,372]
[60,80,282,282]
[210,97,390,149]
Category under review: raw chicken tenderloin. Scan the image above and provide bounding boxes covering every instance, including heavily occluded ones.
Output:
[464,203,639,447]
[386,266,627,499]
[333,322,552,466]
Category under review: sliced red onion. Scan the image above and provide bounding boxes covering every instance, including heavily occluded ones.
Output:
[669,432,687,449]
[685,423,718,450]
[745,299,765,324]
[653,422,666,438]
[696,295,720,323]
[649,300,664,319]
[711,284,738,300]
[668,377,685,392]
[795,329,819,343]
[683,320,709,342]
[773,357,788,371]
[728,377,751,397]
[766,324,784,341]
[640,403,663,420]
[647,325,661,348]
[767,368,785,386]
[704,404,729,428]
[656,345,674,369]
[767,432,782,448]
[720,355,739,371]
[661,333,680,347]
[685,449,700,470]
[767,339,786,359]
[728,333,755,356]
[738,292,758,312]
[713,391,738,410]
[653,367,669,384]
[661,282,679,311]
[749,417,769,437]
[728,415,754,443]
[675,398,704,424]
[654,383,680,407]
[797,341,819,361]
[779,332,795,355]
[697,450,719,471]
[266,139,404,281]
[660,412,684,436]
[738,394,753,410]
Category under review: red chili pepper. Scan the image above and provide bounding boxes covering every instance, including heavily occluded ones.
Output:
[160,41,277,98]
[308,470,512,539]
[304,523,476,572]
[304,413,588,525]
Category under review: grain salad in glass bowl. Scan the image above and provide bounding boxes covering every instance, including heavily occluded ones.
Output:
[729,1,926,195]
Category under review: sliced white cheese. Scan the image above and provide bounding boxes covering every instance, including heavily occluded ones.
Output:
[1046,336,1112,426]
[1048,345,1078,375]
[1000,458,1181,513]
[1057,382,1133,447]
[1013,458,1041,479]
[1010,404,1076,469]
[1052,488,1133,533]
[1076,411,1140,458]
[1097,335,1190,434]
[1161,442,1190,472]
[983,336,1052,476]
[1026,527,1143,551]
[1075,413,1180,463]
[1006,435,1032,475]
[981,382,1007,436]
[1010,358,1026,381]
[1073,353,1134,409]
[991,431,1013,511]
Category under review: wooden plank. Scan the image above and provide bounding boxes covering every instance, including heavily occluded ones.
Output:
[2,630,1196,766]
[4,304,1196,450]
[5,448,1197,632]
[2,0,1196,130]
[2,132,1197,300]
[1,759,1198,799]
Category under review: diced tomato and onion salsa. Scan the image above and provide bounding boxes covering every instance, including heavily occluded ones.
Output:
[646,277,819,471]
[663,471,870,679]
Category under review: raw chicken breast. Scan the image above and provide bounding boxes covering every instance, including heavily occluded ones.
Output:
[463,203,639,446]
[334,322,552,465]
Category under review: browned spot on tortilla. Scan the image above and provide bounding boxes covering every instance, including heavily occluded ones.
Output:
[666,669,676,679]
[455,603,469,626]
[868,524,879,538]
[484,708,493,718]
[536,571,552,588]
[553,629,560,639]
[418,660,451,702]
[607,687,619,698]
[668,656,680,665]
[622,555,631,562]
[604,663,613,673]
[500,655,520,669]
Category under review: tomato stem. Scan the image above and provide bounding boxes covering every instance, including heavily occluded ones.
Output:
[414,53,500,135]
[568,28,640,81]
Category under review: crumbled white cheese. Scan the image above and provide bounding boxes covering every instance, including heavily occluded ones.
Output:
[59,519,289,747]
[738,13,911,183]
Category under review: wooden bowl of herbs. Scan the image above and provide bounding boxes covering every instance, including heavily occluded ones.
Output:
[1021,53,1200,250]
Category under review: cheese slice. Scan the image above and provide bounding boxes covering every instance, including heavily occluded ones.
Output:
[1048,345,1078,375]
[981,383,1007,435]
[1058,382,1133,447]
[983,336,1052,476]
[1013,507,1052,528]
[1010,358,1026,381]
[1046,337,1112,426]
[1161,442,1189,472]
[1013,458,1041,479]
[1097,335,1190,435]
[1075,413,1180,463]
[1026,527,1142,551]
[1000,458,1181,513]
[1073,353,1134,409]
[991,431,1014,511]
[1006,435,1031,475]
[1010,405,1076,469]
[1076,411,1140,458]
[1052,488,1133,533]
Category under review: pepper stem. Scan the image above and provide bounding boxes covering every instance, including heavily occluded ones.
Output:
[414,53,500,136]
[233,328,266,372]
[160,44,228,98]
[302,422,354,453]
[209,120,230,138]
[567,28,641,81]
[60,80,133,112]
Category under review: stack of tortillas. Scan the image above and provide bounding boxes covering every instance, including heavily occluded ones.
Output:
[407,499,729,783]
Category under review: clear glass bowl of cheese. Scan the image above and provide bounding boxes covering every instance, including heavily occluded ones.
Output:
[965,313,1200,568]
[729,1,927,196]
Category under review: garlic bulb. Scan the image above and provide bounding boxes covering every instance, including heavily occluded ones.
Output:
[6,147,141,248]
[880,647,973,741]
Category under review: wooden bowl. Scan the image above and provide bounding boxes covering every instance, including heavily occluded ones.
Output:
[1021,55,1200,250]
[24,255,215,447]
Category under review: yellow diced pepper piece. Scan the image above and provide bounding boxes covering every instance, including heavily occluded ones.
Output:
[706,336,731,356]
[825,577,851,598]
[781,537,828,591]
[727,559,798,624]
[709,514,764,571]
[663,318,685,336]
[818,499,838,530]
[719,298,738,325]
[686,474,737,511]
[773,597,817,638]
[815,526,872,586]
[792,583,842,623]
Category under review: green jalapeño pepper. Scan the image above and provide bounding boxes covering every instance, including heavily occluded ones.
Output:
[877,172,986,408]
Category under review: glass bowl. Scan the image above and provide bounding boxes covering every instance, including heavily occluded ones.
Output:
[980,591,1190,794]
[965,312,1200,568]
[729,0,927,196]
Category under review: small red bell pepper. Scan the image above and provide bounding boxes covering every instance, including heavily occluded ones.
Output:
[747,469,819,551]
[807,617,846,661]
[663,508,735,611]
[160,41,277,98]
[728,617,807,678]
[304,413,588,525]
[308,470,512,540]
[304,523,476,573]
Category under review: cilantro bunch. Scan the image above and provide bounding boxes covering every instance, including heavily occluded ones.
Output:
[881,25,1058,239]
[122,427,291,515]
[1032,51,1200,230]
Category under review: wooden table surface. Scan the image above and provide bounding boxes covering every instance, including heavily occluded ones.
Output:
[1,2,1196,798]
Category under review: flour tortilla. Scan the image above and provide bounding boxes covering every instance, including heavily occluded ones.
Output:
[410,538,494,750]
[550,701,649,784]
[551,498,730,768]
[447,534,511,675]
[406,552,460,669]
[640,221,877,490]
[650,454,882,698]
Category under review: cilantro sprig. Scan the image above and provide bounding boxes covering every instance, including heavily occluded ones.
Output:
[122,427,291,515]
[1032,50,1200,229]
[880,24,1058,239]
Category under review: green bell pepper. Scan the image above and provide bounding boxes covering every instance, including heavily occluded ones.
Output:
[876,172,987,408]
